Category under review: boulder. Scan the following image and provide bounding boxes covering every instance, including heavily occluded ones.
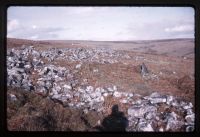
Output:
[186,125,194,132]
[90,91,101,99]
[120,99,128,104]
[107,87,114,92]
[8,93,17,101]
[32,50,41,58]
[85,86,94,94]
[113,91,121,98]
[149,97,167,104]
[185,114,195,125]
[186,109,194,115]
[63,84,72,90]
[165,112,184,131]
[128,105,157,118]
[139,123,154,132]
[183,102,193,110]
[166,95,174,105]
[37,80,46,87]
[141,63,149,76]
[75,64,82,69]
[136,118,154,132]
[103,92,108,97]
[45,81,53,89]
[145,111,156,120]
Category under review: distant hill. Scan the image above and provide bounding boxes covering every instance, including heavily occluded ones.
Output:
[7,38,194,58]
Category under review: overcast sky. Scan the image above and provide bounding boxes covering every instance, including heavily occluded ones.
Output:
[7,7,194,41]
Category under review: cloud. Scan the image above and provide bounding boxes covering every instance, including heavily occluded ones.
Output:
[30,27,65,33]
[7,25,68,40]
[73,7,94,14]
[32,25,37,29]
[164,25,193,32]
[7,7,194,40]
[7,19,19,32]
[30,35,38,40]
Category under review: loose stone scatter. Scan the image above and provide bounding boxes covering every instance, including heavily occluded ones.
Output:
[7,46,195,132]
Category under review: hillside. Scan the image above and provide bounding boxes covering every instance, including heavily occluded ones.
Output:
[6,38,195,132]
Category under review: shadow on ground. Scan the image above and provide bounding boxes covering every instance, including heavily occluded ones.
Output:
[95,104,128,132]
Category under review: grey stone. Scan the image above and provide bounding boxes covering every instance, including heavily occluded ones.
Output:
[90,91,101,99]
[95,87,102,93]
[8,94,17,101]
[159,127,164,132]
[61,94,72,100]
[93,96,104,103]
[103,92,108,97]
[166,95,174,105]
[171,100,180,107]
[107,87,114,92]
[54,75,63,82]
[45,81,53,89]
[145,112,156,120]
[82,94,92,102]
[63,84,72,91]
[149,97,166,104]
[15,68,25,73]
[141,63,149,76]
[52,85,62,94]
[113,91,121,97]
[185,114,195,125]
[37,87,48,94]
[7,57,15,62]
[165,112,184,131]
[75,64,82,69]
[78,88,85,93]
[186,109,194,115]
[32,50,41,58]
[136,118,154,132]
[68,103,74,107]
[83,108,89,114]
[139,123,154,132]
[183,102,193,110]
[24,64,32,69]
[186,125,194,132]
[122,92,128,97]
[32,58,43,66]
[22,84,35,91]
[85,86,94,93]
[52,94,62,100]
[93,69,98,72]
[149,92,161,98]
[74,92,80,97]
[113,85,117,91]
[128,93,134,97]
[128,105,157,118]
[37,80,45,87]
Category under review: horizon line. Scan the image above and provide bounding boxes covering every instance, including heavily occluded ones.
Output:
[7,37,194,42]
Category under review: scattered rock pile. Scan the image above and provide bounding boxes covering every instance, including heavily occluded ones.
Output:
[7,46,195,132]
[21,46,131,64]
[127,92,194,132]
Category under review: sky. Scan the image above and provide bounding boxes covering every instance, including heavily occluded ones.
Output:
[7,7,194,41]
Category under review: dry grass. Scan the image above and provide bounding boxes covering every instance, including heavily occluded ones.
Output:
[7,87,103,131]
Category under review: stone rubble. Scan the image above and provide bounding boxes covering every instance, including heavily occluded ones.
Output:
[127,92,195,132]
[7,46,195,132]
[8,93,17,101]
